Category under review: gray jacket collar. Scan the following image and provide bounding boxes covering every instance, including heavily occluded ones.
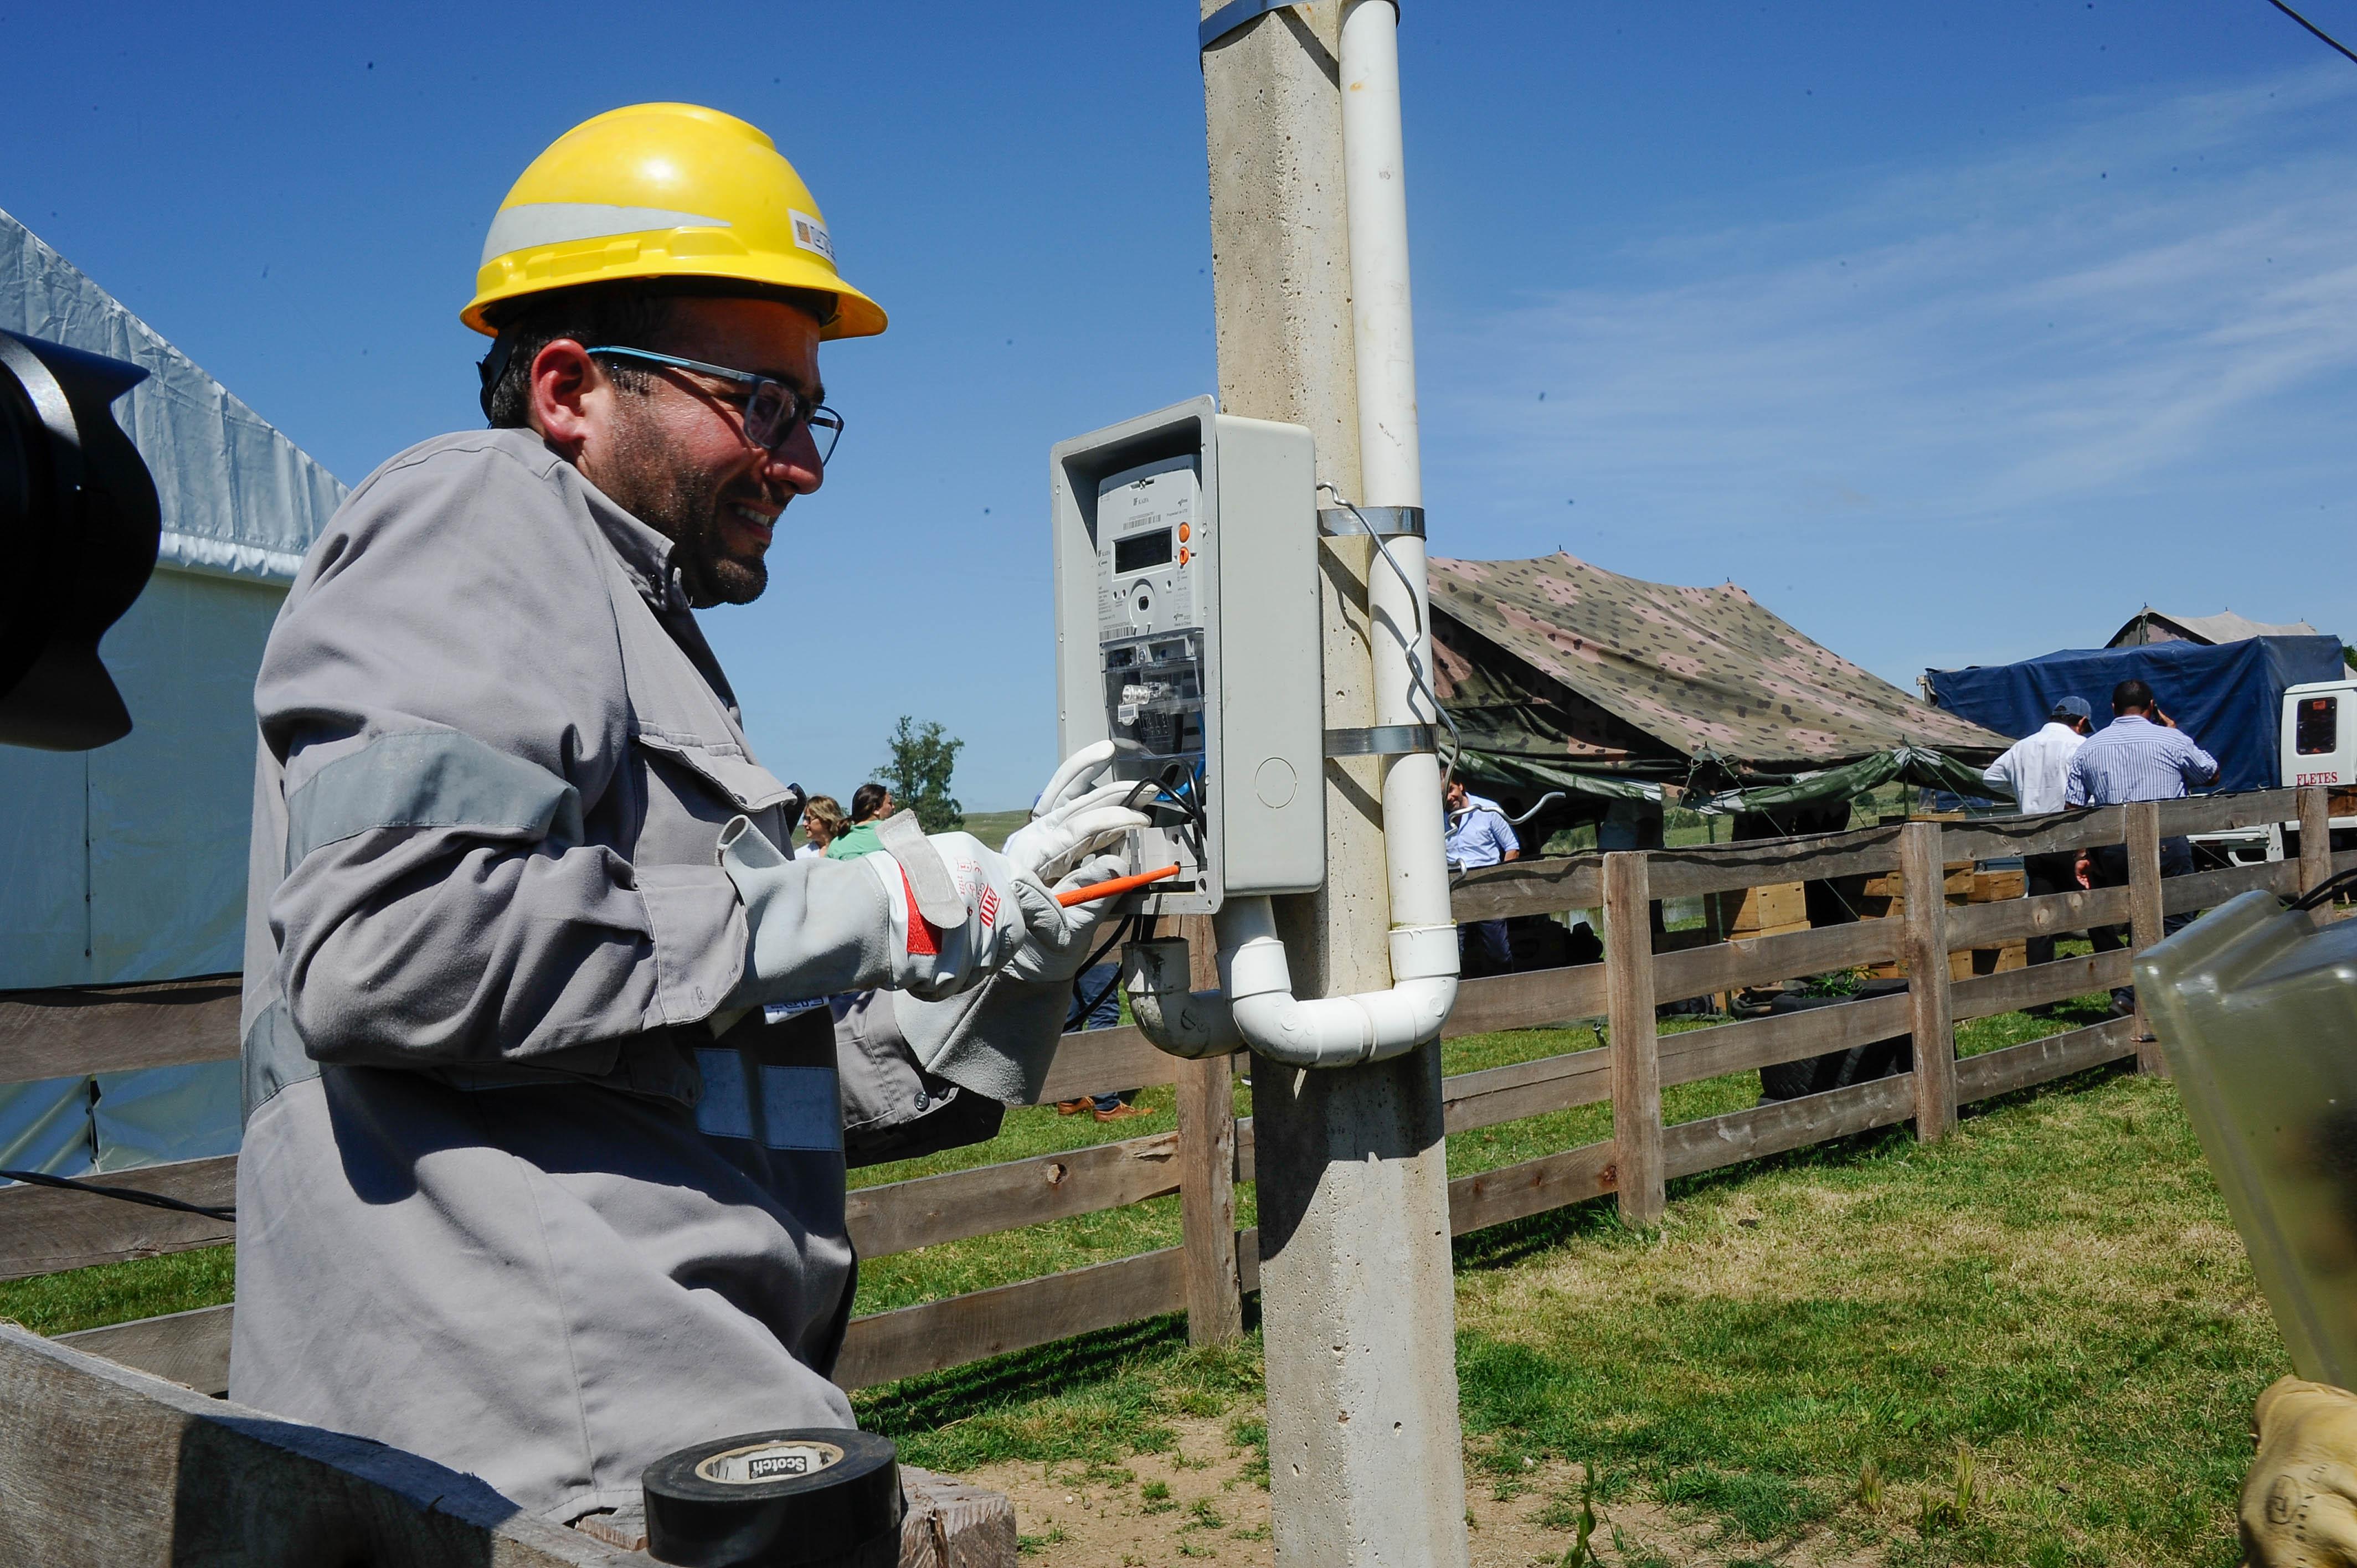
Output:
[504,430,688,613]
[577,480,690,613]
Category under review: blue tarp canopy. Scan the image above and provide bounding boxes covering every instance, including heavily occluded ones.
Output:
[1925,635,2345,795]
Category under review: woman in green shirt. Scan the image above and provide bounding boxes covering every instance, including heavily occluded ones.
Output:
[824,782,894,860]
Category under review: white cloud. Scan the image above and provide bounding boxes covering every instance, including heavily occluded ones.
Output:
[1421,65,2357,674]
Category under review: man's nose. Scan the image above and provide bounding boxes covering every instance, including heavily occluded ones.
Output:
[764,428,824,494]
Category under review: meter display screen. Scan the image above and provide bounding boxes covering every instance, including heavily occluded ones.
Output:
[1114,529,1172,575]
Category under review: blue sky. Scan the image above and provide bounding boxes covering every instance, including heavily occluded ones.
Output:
[11,2,2354,807]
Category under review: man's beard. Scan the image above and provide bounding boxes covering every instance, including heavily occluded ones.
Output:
[598,401,770,607]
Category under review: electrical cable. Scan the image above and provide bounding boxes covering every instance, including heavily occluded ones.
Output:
[1070,900,1166,1030]
[2265,0,2357,65]
[1502,791,1568,827]
[1071,913,1141,1023]
[2290,865,2357,912]
[0,1167,235,1222]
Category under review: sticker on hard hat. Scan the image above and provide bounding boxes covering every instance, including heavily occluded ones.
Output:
[694,1438,843,1485]
[789,210,835,262]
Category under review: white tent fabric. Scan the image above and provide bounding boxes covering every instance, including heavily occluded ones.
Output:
[1,207,344,580]
[1,211,348,1180]
[92,1061,243,1172]
[0,1075,95,1180]
[2107,607,2322,648]
[1,215,346,988]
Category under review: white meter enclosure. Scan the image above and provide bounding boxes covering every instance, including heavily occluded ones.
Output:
[1051,398,1324,914]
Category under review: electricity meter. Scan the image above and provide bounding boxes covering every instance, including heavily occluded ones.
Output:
[1051,397,1324,914]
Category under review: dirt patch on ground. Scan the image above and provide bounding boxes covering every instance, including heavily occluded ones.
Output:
[964,1421,1889,1567]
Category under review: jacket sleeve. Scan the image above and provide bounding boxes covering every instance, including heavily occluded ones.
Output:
[258,441,744,1076]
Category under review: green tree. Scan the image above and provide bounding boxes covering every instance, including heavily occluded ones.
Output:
[881,716,965,832]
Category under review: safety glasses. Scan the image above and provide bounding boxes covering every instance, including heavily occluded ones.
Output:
[583,345,843,468]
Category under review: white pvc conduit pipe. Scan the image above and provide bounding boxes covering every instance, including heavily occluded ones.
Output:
[1129,0,1457,1069]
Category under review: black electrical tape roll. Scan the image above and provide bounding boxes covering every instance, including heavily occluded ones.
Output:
[643,1429,902,1567]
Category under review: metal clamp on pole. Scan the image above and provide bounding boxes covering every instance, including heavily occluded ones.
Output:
[1200,0,1296,51]
[1317,504,1425,539]
[1324,723,1435,757]
[1201,0,1397,54]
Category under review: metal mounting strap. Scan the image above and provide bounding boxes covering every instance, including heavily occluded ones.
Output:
[1199,0,1296,51]
[1325,723,1435,757]
[1201,0,1396,53]
[1317,505,1425,539]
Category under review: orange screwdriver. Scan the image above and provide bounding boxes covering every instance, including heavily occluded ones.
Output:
[1056,864,1182,907]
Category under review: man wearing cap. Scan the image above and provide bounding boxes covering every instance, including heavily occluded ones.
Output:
[1982,697,2093,967]
[230,104,1146,1525]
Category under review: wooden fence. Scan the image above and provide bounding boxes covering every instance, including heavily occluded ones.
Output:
[9,787,2349,1399]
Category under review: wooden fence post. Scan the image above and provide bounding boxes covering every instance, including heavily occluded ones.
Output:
[1603,852,1664,1226]
[2299,786,2335,910]
[1169,914,1242,1345]
[1175,1054,1242,1345]
[1900,822,1956,1141]
[2125,800,2168,1075]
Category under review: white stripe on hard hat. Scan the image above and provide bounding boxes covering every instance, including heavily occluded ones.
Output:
[480,203,733,267]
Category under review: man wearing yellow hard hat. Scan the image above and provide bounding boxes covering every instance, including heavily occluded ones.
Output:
[229,104,1146,1525]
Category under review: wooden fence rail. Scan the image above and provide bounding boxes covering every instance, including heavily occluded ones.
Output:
[13,789,2351,1398]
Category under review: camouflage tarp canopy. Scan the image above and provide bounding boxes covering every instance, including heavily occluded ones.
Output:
[1428,551,2010,812]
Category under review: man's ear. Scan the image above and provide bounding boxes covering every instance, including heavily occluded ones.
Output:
[528,339,599,458]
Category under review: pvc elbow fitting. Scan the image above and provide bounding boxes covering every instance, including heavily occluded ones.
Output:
[1227,977,1456,1069]
[1123,904,1455,1069]
[1121,937,1241,1060]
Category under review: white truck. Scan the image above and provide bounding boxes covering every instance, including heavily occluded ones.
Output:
[2207,676,2357,865]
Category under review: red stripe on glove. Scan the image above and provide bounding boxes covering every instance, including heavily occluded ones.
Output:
[899,865,943,956]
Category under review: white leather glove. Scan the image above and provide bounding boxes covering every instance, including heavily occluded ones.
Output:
[1002,853,1132,986]
[862,829,1071,1002]
[716,817,1120,1016]
[888,852,1146,1106]
[1002,742,1152,885]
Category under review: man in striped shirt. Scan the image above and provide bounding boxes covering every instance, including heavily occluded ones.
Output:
[2065,678,2219,1013]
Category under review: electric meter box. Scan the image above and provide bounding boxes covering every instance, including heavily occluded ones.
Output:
[1051,397,1324,915]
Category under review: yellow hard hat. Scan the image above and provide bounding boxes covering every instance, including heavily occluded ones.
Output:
[462,102,886,340]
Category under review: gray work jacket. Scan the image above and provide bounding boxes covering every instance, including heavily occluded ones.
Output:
[229,429,992,1524]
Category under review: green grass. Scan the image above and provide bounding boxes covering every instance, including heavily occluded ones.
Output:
[1449,1060,2271,1567]
[956,809,1030,852]
[855,1055,2266,1567]
[0,1240,234,1337]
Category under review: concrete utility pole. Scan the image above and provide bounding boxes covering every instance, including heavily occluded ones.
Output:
[1199,4,1471,1562]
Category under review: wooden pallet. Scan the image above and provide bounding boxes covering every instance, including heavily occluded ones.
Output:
[1705,880,1810,942]
[1863,864,2029,978]
[1958,869,2029,979]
